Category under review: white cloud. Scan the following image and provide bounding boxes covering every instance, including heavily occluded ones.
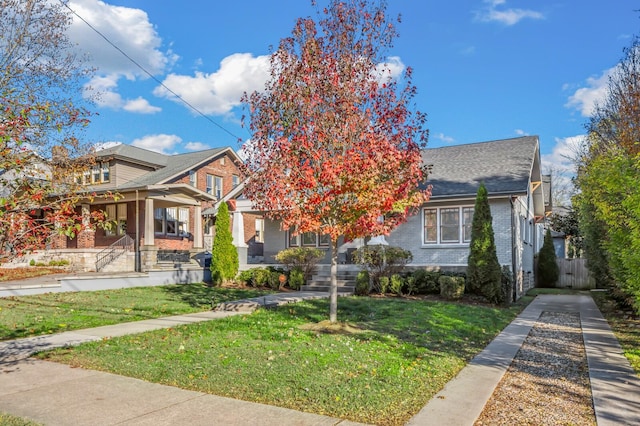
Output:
[123,97,161,114]
[433,132,455,144]
[515,129,529,136]
[374,56,406,83]
[565,68,613,117]
[84,74,161,114]
[68,0,176,112]
[475,0,544,26]
[542,135,585,175]
[154,53,271,115]
[131,134,182,154]
[184,141,210,151]
[542,135,586,205]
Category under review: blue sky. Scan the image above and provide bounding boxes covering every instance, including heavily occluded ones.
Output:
[66,0,639,176]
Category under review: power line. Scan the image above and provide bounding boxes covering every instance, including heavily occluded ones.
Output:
[60,0,244,143]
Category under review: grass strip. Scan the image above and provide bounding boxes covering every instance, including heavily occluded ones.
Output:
[40,296,525,425]
[0,284,271,341]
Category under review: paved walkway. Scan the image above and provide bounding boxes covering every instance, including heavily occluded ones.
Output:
[1,293,640,425]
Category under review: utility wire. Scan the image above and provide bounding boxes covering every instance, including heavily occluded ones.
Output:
[60,0,245,143]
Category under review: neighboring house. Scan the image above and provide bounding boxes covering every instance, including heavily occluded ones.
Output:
[48,144,260,272]
[250,136,550,299]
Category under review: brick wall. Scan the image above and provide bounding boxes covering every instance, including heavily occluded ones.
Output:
[171,151,242,197]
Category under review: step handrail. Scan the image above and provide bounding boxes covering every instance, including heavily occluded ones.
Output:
[96,234,134,272]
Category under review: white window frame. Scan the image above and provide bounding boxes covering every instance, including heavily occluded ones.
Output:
[232,174,240,188]
[255,218,264,243]
[189,170,197,187]
[154,207,190,236]
[206,174,223,199]
[422,206,474,245]
[287,230,330,248]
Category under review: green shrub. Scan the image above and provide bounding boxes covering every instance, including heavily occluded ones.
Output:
[288,267,305,290]
[267,271,282,290]
[355,270,370,296]
[210,202,239,283]
[237,269,256,286]
[411,269,441,294]
[467,183,502,301]
[537,228,560,288]
[439,275,465,300]
[379,276,390,294]
[29,259,36,266]
[275,247,324,280]
[501,265,514,305]
[48,259,69,267]
[390,274,405,296]
[355,245,412,293]
[210,269,222,287]
[405,275,417,295]
[253,268,271,287]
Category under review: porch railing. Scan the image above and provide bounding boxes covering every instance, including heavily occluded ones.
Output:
[96,234,134,272]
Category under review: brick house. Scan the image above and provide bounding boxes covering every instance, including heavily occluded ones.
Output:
[252,136,550,299]
[50,144,261,272]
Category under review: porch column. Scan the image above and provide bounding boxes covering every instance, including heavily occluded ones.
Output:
[144,198,154,246]
[77,203,95,249]
[232,211,248,266]
[142,197,156,271]
[193,205,203,249]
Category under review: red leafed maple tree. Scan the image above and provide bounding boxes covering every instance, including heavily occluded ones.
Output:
[242,0,430,322]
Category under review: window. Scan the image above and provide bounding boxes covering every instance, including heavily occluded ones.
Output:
[178,208,189,236]
[287,230,330,248]
[232,174,240,188]
[92,165,100,183]
[423,206,474,245]
[206,175,223,199]
[102,162,110,182]
[189,170,197,187]
[255,218,264,243]
[105,203,127,237]
[155,207,190,236]
[78,162,110,185]
[302,232,317,246]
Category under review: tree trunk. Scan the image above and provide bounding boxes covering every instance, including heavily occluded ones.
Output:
[329,238,338,323]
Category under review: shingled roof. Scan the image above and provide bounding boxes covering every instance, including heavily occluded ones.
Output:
[119,147,228,189]
[422,136,540,199]
[96,144,169,168]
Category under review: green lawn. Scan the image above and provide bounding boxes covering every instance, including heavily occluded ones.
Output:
[0,284,272,341]
[591,290,640,374]
[0,412,41,426]
[39,296,526,425]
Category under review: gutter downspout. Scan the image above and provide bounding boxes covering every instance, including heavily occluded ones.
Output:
[510,195,517,302]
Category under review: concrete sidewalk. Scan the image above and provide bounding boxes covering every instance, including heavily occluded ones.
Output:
[1,294,640,425]
[407,294,640,426]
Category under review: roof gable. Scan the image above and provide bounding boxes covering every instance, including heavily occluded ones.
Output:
[422,136,539,198]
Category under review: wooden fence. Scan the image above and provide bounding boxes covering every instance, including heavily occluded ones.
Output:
[556,258,595,289]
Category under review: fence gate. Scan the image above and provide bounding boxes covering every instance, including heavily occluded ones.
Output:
[556,258,594,289]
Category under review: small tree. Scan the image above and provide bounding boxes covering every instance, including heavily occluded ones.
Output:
[537,228,560,287]
[243,0,429,322]
[467,183,502,303]
[210,202,238,284]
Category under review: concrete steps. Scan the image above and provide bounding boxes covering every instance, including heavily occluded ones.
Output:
[301,265,360,294]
